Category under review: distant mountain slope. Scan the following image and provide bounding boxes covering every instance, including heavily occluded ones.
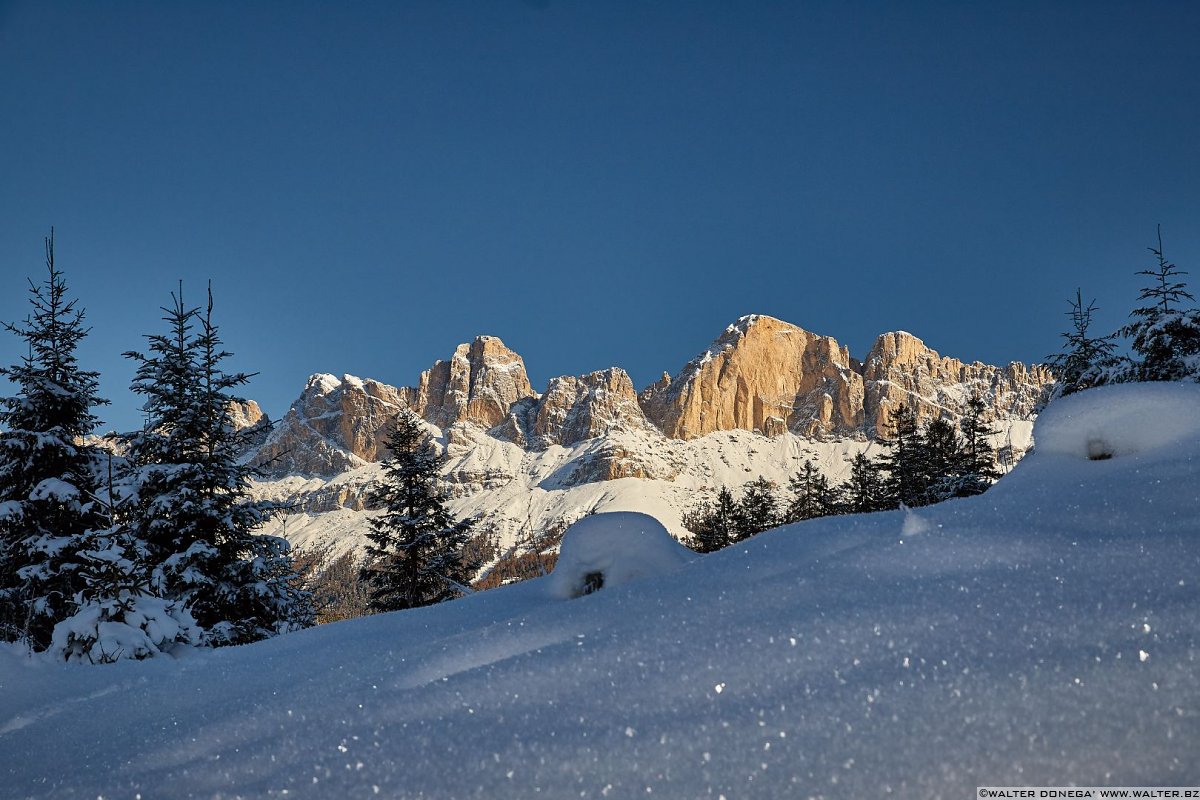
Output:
[245,315,1052,558]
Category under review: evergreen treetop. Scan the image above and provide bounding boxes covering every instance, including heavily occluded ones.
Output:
[1120,227,1200,383]
[682,486,738,553]
[785,459,838,522]
[1046,289,1122,398]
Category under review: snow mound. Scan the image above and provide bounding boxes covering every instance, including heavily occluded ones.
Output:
[547,511,696,599]
[1034,382,1200,459]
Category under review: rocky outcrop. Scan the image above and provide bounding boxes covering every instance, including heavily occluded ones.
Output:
[251,374,406,477]
[250,337,536,477]
[861,331,1054,437]
[639,315,866,440]
[532,368,656,448]
[411,336,535,429]
[638,316,1053,442]
[227,399,267,431]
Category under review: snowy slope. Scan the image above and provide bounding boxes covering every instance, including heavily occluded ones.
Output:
[2,384,1198,799]
[259,420,1035,563]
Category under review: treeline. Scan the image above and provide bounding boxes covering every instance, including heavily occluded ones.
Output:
[0,231,314,662]
[682,394,999,552]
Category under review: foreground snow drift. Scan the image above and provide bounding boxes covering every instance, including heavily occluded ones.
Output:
[2,384,1199,799]
[547,511,696,599]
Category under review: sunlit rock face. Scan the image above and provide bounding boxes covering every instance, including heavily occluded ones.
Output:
[247,316,1052,486]
[412,336,535,430]
[860,331,1054,437]
[251,373,407,477]
[638,315,866,440]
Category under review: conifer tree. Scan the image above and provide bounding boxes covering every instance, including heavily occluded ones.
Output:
[1120,226,1200,383]
[956,393,1001,494]
[1046,289,1122,398]
[840,452,889,514]
[122,285,312,645]
[785,459,838,522]
[733,477,779,542]
[360,410,477,612]
[0,230,109,649]
[878,405,925,507]
[919,417,964,504]
[682,486,738,553]
[49,515,200,663]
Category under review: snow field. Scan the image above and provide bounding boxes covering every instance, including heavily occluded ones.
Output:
[1,383,1197,798]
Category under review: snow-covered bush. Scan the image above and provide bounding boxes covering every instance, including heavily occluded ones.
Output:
[547,512,695,600]
[1033,382,1200,460]
[50,593,199,664]
[48,530,200,663]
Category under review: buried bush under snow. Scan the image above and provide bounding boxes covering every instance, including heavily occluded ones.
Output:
[1034,382,1200,460]
[546,511,696,599]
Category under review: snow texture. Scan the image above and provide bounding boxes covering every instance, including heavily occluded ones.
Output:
[545,511,696,599]
[1,383,1198,798]
[49,596,198,664]
[1034,381,1200,459]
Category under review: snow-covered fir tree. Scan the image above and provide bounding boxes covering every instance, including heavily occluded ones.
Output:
[122,285,313,646]
[1046,289,1122,398]
[878,404,926,508]
[840,452,889,514]
[917,417,964,504]
[0,231,109,650]
[360,410,477,612]
[1119,227,1200,383]
[954,392,1002,494]
[49,515,200,663]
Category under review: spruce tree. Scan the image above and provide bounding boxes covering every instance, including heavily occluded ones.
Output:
[920,417,964,504]
[682,486,738,553]
[1046,289,1122,398]
[840,452,889,514]
[122,285,312,645]
[733,477,779,542]
[360,410,477,612]
[0,230,109,649]
[878,405,925,508]
[785,459,838,522]
[956,393,1001,494]
[1120,226,1200,383]
[49,513,200,663]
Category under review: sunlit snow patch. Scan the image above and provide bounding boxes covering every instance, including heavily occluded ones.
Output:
[546,511,696,599]
[1034,382,1200,460]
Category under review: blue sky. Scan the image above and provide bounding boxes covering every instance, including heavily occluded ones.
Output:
[2,1,1198,433]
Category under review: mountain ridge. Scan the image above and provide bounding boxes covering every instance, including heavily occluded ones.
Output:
[250,314,1052,479]
[240,315,1052,561]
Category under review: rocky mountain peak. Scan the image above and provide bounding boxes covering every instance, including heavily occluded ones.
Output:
[414,335,535,429]
[247,316,1054,482]
[639,315,865,440]
[861,331,1054,437]
[251,372,408,476]
[531,367,656,448]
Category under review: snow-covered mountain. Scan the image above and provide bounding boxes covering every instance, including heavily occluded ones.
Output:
[246,315,1053,559]
[5,383,1198,798]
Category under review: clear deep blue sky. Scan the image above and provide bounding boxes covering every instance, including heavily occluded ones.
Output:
[2,1,1198,433]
